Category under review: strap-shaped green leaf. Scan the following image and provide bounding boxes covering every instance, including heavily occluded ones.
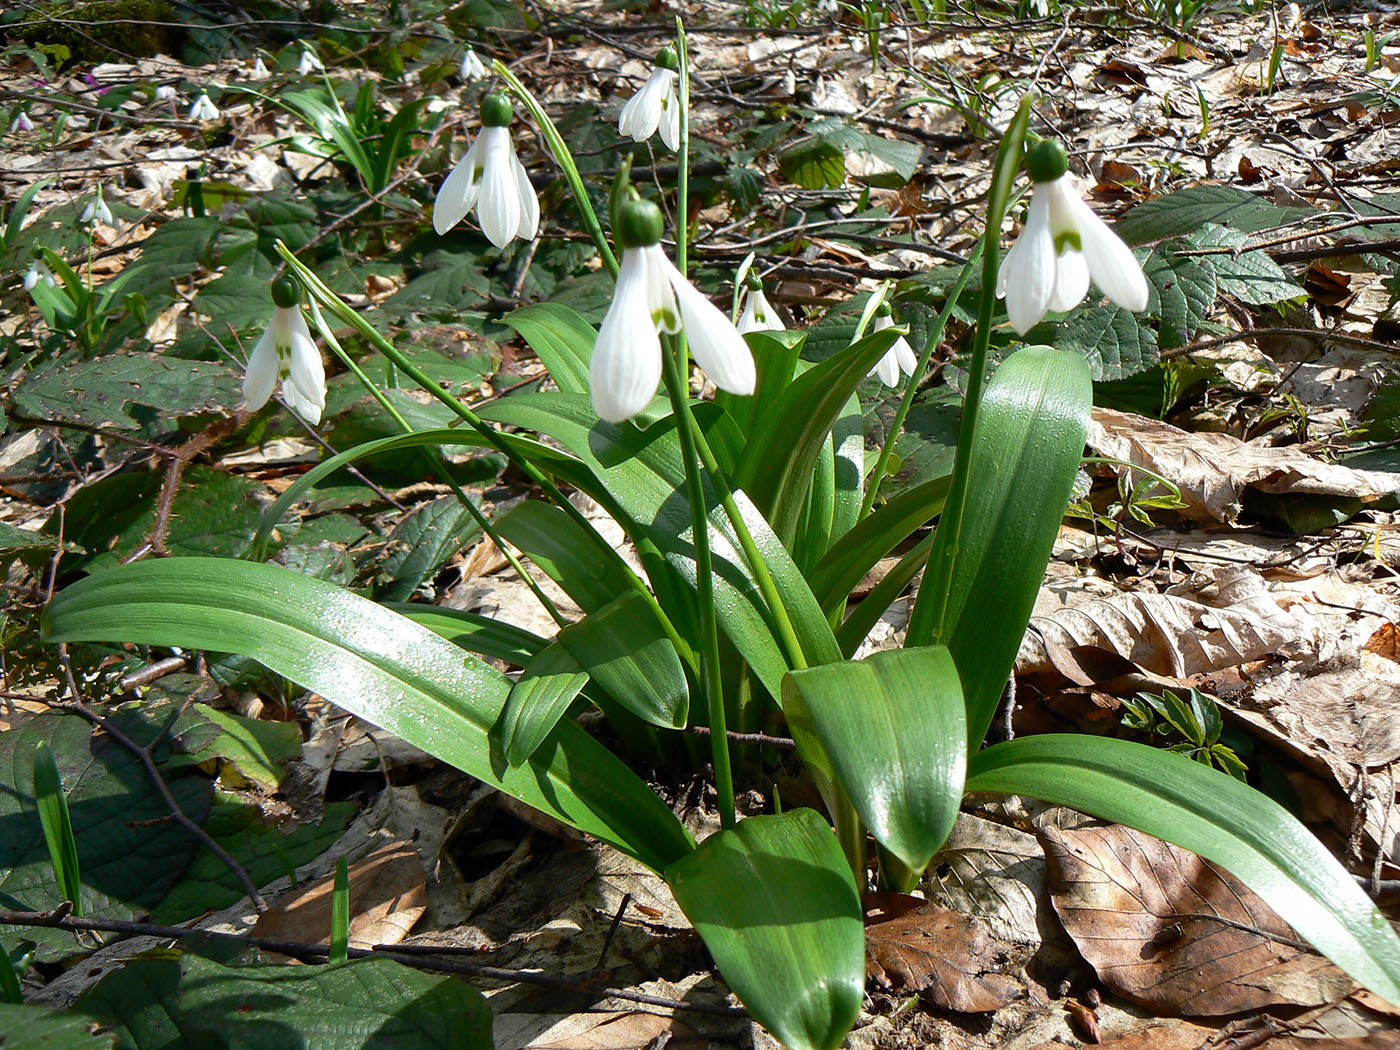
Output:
[967,735,1400,1007]
[385,603,546,666]
[715,329,805,437]
[497,642,590,769]
[784,646,965,875]
[32,741,81,915]
[495,500,634,613]
[504,302,597,394]
[42,559,693,873]
[666,809,864,1050]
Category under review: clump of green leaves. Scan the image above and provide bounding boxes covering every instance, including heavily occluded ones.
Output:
[1121,687,1247,780]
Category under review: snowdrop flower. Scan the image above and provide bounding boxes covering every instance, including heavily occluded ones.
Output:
[997,139,1148,335]
[617,46,680,152]
[867,304,917,388]
[459,48,487,80]
[189,92,219,121]
[297,46,324,76]
[244,276,326,425]
[736,274,784,334]
[251,56,270,80]
[23,259,54,291]
[154,84,177,101]
[591,199,755,423]
[80,186,113,226]
[816,0,840,14]
[10,111,34,132]
[433,92,539,248]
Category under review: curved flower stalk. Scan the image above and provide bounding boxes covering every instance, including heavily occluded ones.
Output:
[736,274,784,334]
[10,111,34,133]
[867,305,917,387]
[591,199,755,423]
[80,186,113,226]
[189,93,219,121]
[617,46,681,151]
[459,47,487,80]
[245,276,327,425]
[433,92,540,248]
[997,139,1148,335]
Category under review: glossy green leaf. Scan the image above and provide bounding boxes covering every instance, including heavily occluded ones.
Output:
[330,856,350,964]
[495,499,634,613]
[836,532,932,656]
[505,302,597,394]
[967,735,1400,1007]
[559,591,689,729]
[784,646,965,874]
[385,602,546,666]
[42,559,692,873]
[32,741,81,913]
[715,329,805,437]
[666,809,863,1050]
[497,642,590,769]
[935,346,1092,745]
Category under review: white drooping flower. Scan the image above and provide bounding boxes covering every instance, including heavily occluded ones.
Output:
[997,139,1149,335]
[297,46,324,76]
[816,0,840,15]
[459,48,487,80]
[244,277,327,425]
[154,84,177,101]
[867,308,917,388]
[10,111,34,132]
[189,93,220,121]
[251,56,270,80]
[23,259,54,291]
[433,92,539,248]
[617,47,681,152]
[736,276,784,334]
[591,199,755,423]
[80,186,113,226]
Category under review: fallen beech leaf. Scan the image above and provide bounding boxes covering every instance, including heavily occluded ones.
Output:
[252,843,428,950]
[1066,999,1102,1043]
[1362,624,1400,664]
[1030,1019,1219,1050]
[864,893,1024,1012]
[1038,817,1353,1015]
[500,1011,704,1050]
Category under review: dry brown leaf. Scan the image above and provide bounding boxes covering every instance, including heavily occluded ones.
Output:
[1029,1018,1219,1050]
[864,893,1024,1012]
[1088,408,1399,523]
[1264,1039,1400,1049]
[497,1011,704,1050]
[1017,565,1296,680]
[252,843,428,950]
[926,812,1050,949]
[1038,817,1353,1015]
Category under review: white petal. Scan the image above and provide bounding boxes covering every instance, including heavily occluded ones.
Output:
[736,297,762,334]
[252,57,269,80]
[475,126,521,247]
[738,288,782,333]
[433,131,486,235]
[893,336,917,376]
[1072,196,1150,312]
[662,257,755,396]
[657,78,681,151]
[1002,188,1056,335]
[281,376,323,425]
[996,229,1023,298]
[643,244,680,333]
[870,347,900,387]
[460,49,487,79]
[244,325,280,409]
[511,148,539,241]
[96,200,114,225]
[1048,249,1089,313]
[591,249,664,422]
[618,69,669,142]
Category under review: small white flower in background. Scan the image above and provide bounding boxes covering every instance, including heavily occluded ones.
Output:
[80,186,113,226]
[244,276,327,425]
[154,84,177,101]
[867,306,917,388]
[23,259,54,291]
[189,93,220,121]
[591,198,755,423]
[816,0,839,15]
[297,46,324,76]
[459,48,487,80]
[251,56,270,80]
[617,46,680,152]
[10,111,34,132]
[736,274,784,335]
[997,139,1148,335]
[433,92,539,248]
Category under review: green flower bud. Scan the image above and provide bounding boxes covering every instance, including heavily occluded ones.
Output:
[271,275,300,309]
[656,45,680,72]
[1024,139,1069,183]
[616,198,664,249]
[480,92,513,128]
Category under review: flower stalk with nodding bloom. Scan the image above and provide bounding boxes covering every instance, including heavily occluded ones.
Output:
[459,47,487,80]
[617,46,681,152]
[433,92,540,248]
[591,198,755,423]
[297,46,323,76]
[997,139,1149,334]
[251,56,270,80]
[244,275,327,425]
[189,93,219,121]
[736,273,784,334]
[10,111,34,132]
[80,186,113,226]
[866,302,917,387]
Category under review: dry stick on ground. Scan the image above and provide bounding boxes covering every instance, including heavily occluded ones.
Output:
[1161,326,1400,361]
[0,907,750,1019]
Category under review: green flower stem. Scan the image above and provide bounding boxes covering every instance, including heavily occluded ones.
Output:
[304,300,567,629]
[834,787,867,884]
[675,18,691,278]
[905,94,1035,649]
[661,337,734,830]
[493,62,619,279]
[859,246,981,520]
[275,243,697,675]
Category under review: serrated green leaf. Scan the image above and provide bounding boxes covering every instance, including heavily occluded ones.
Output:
[1184,223,1305,305]
[779,137,846,190]
[195,271,273,331]
[0,520,58,554]
[166,704,302,791]
[1116,185,1313,244]
[666,809,863,1050]
[385,250,492,314]
[1144,241,1216,351]
[374,496,483,602]
[1026,303,1158,381]
[805,118,922,183]
[12,355,243,433]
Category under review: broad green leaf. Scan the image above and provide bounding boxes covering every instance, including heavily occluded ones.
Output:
[967,735,1400,1008]
[77,954,492,1050]
[715,329,804,438]
[387,603,546,666]
[373,495,483,602]
[666,809,863,1050]
[836,532,932,656]
[783,646,965,875]
[166,704,302,791]
[497,642,590,769]
[32,741,81,912]
[42,559,693,872]
[505,302,597,394]
[12,354,242,433]
[1185,223,1305,305]
[779,137,846,189]
[0,1004,116,1049]
[559,590,689,730]
[1026,302,1158,381]
[1143,240,1217,351]
[827,386,866,549]
[934,346,1092,745]
[495,499,633,613]
[1116,185,1314,243]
